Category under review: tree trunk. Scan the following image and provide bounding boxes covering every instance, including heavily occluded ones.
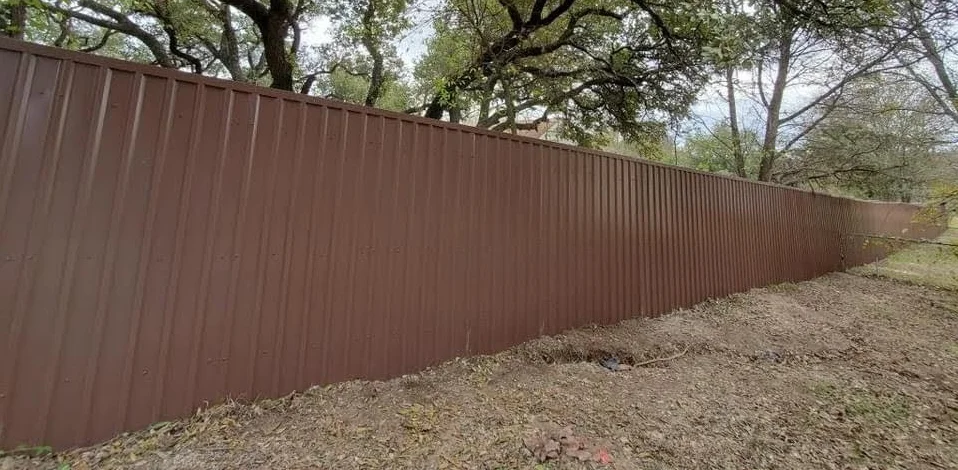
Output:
[262,13,293,90]
[725,66,746,178]
[502,78,517,133]
[477,82,493,125]
[364,51,384,106]
[915,23,958,123]
[360,1,385,107]
[759,28,792,181]
[424,96,445,119]
[198,0,294,88]
[219,7,246,82]
[448,106,462,123]
[5,0,26,39]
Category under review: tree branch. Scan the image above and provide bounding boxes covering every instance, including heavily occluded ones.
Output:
[627,0,672,41]
[496,0,523,28]
[48,0,176,68]
[781,89,844,151]
[163,25,204,73]
[221,0,269,26]
[80,30,115,52]
[540,0,577,25]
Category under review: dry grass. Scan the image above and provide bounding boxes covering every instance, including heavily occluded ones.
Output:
[4,229,958,470]
[853,220,958,290]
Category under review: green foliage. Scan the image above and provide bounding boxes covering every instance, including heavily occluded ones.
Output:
[602,124,672,161]
[23,0,271,80]
[0,444,53,458]
[310,0,413,105]
[810,381,911,424]
[320,67,413,111]
[413,19,473,100]
[413,0,721,142]
[684,123,761,176]
[328,68,374,102]
[783,76,955,201]
[1,0,31,37]
[928,183,958,216]
[699,0,761,68]
[324,0,409,41]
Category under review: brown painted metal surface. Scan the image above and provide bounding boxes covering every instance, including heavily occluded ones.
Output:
[0,38,947,449]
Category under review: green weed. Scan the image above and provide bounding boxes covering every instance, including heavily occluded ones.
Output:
[0,444,53,458]
[810,382,911,423]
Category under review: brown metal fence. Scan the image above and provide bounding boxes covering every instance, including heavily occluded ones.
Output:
[0,38,946,450]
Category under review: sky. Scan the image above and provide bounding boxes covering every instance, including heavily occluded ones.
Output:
[690,68,827,135]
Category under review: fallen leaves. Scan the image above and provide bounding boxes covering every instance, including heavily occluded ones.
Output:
[7,259,958,470]
[397,403,438,433]
[523,425,613,464]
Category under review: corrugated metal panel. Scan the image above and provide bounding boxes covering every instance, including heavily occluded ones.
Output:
[0,38,948,449]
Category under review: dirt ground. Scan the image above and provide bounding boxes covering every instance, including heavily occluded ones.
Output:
[4,228,957,470]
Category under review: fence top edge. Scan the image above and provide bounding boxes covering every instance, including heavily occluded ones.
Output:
[0,36,928,209]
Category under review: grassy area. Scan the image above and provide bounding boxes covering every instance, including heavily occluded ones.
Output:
[853,218,958,290]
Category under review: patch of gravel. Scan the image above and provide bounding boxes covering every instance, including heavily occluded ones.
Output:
[4,263,958,469]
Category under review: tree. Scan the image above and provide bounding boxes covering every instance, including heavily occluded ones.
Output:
[411,0,717,145]
[1,0,28,39]
[746,0,906,181]
[778,76,954,201]
[684,123,763,176]
[684,0,921,182]
[707,0,762,177]
[308,64,414,110]
[891,0,958,125]
[603,123,673,161]
[305,0,412,107]
[33,0,272,81]
[218,0,316,90]
[40,0,179,68]
[28,0,421,94]
[29,0,320,90]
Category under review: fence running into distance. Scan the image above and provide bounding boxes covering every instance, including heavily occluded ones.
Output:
[0,38,946,450]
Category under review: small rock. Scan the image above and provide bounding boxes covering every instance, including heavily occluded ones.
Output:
[756,349,783,363]
[577,449,598,461]
[594,448,613,464]
[599,357,620,371]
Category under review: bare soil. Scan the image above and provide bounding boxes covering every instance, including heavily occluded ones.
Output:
[4,231,957,470]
